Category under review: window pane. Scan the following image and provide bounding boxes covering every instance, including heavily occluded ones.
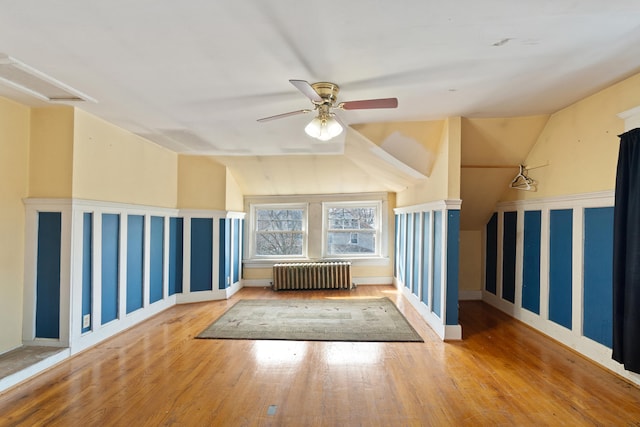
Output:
[328,207,376,230]
[256,209,303,231]
[327,231,375,254]
[256,232,303,255]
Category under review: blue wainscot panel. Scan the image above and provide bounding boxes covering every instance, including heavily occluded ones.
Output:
[405,213,414,292]
[446,210,460,326]
[36,212,62,339]
[549,209,573,329]
[150,216,164,304]
[219,218,231,290]
[191,218,213,292]
[102,214,120,324]
[522,211,541,315]
[394,214,399,280]
[398,214,406,284]
[432,210,443,317]
[485,213,498,295]
[232,218,241,284]
[126,215,144,314]
[412,213,421,298]
[583,207,614,348]
[502,211,517,303]
[169,217,184,295]
[82,213,93,333]
[421,211,431,306]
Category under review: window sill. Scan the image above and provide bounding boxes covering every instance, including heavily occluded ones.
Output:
[243,257,390,269]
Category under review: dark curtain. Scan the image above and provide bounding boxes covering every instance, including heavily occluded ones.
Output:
[613,128,640,374]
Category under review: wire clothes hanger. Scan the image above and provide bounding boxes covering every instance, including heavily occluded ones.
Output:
[509,164,535,190]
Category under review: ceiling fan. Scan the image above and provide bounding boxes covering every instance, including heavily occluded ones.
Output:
[257,79,398,141]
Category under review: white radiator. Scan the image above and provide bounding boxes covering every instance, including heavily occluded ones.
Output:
[272,262,353,291]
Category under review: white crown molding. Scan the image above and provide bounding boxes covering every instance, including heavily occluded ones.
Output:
[23,198,180,215]
[618,105,640,132]
[394,199,462,214]
[496,190,614,210]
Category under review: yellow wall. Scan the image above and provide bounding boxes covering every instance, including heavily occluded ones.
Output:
[29,106,74,198]
[0,97,30,352]
[243,192,396,282]
[225,169,244,212]
[500,73,640,202]
[386,191,396,277]
[447,117,461,199]
[177,155,227,210]
[396,117,461,207]
[459,230,482,292]
[72,110,178,207]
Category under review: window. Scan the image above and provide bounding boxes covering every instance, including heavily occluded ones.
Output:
[324,202,381,257]
[245,195,387,264]
[252,205,306,257]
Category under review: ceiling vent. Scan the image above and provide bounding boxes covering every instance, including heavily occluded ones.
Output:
[0,54,96,103]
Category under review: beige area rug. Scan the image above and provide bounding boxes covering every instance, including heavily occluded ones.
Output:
[196,298,423,342]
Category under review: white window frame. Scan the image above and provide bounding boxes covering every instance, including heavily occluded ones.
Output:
[249,203,308,259]
[322,200,382,258]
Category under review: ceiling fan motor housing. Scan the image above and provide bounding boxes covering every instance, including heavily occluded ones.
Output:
[311,82,340,104]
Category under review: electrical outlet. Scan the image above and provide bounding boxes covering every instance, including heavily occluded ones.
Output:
[82,314,91,328]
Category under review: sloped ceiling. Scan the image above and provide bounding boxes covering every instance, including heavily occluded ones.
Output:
[351,121,445,177]
[0,1,637,208]
[215,151,401,196]
[460,116,551,230]
[216,122,448,195]
[0,1,639,158]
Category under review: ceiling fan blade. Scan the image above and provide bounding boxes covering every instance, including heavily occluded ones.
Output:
[257,109,311,122]
[289,79,323,103]
[340,98,398,110]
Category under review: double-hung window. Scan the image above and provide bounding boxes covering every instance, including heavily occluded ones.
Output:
[252,204,307,257]
[324,201,381,257]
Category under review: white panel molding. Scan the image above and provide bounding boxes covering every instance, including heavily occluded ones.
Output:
[401,286,462,340]
[484,191,640,387]
[17,197,249,393]
[394,199,462,214]
[143,214,152,308]
[394,203,463,341]
[176,289,228,304]
[402,286,445,339]
[72,297,175,355]
[225,211,246,219]
[618,105,640,131]
[212,214,221,293]
[163,216,171,300]
[21,199,73,348]
[496,191,613,211]
[91,211,103,334]
[117,212,128,322]
[226,280,243,298]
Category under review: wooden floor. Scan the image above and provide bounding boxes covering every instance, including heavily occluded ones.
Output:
[1,286,640,426]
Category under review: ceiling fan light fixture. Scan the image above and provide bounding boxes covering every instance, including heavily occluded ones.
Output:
[304,114,342,141]
[258,79,397,141]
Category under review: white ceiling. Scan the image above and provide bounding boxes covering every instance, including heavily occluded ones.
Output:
[1,1,640,157]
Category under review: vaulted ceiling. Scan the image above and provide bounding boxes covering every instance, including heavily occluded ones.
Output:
[1,1,639,205]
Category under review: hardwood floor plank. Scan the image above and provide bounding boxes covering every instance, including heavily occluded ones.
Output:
[0,285,639,426]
